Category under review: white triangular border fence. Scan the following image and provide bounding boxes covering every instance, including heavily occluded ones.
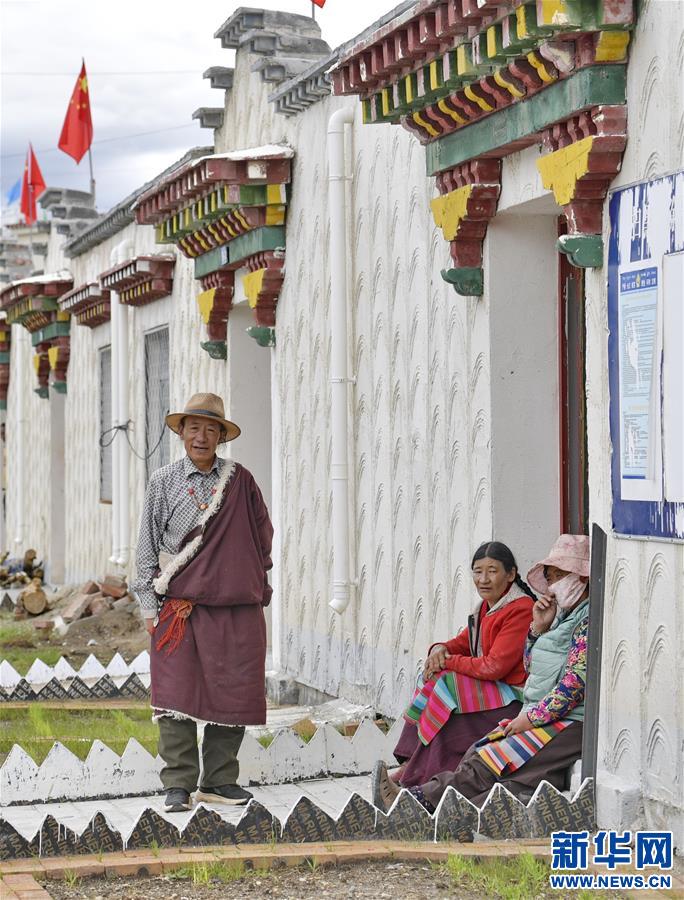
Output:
[0,652,152,699]
[0,718,405,804]
[0,778,596,857]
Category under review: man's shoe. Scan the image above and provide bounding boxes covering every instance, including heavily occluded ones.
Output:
[371,760,400,813]
[164,788,192,812]
[195,784,253,806]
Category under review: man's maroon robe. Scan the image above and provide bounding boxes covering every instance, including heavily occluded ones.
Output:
[150,461,273,726]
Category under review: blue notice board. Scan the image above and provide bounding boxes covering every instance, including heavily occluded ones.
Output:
[608,171,684,538]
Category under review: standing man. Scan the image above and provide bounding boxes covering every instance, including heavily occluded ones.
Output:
[133,392,273,813]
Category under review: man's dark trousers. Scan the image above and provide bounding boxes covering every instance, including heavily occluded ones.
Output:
[157,715,245,791]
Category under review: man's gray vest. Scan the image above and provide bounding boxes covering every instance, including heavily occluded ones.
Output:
[522,599,588,723]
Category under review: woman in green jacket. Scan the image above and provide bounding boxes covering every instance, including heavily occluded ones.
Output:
[374,534,590,812]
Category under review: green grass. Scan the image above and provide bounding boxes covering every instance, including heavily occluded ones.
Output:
[0,706,158,764]
[257,730,314,748]
[168,860,248,885]
[0,611,123,671]
[0,618,65,671]
[62,869,80,888]
[443,853,617,900]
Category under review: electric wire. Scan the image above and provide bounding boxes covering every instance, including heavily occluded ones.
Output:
[99,416,168,462]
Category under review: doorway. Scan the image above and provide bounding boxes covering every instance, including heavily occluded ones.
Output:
[226,301,273,649]
[558,220,589,535]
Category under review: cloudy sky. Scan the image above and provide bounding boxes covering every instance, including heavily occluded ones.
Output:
[1,0,397,216]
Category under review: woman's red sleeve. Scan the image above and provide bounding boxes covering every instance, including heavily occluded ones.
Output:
[444,628,471,656]
[428,627,471,658]
[443,604,532,681]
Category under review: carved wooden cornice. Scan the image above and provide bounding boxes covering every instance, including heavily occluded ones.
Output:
[134,153,292,226]
[242,251,285,329]
[0,275,74,395]
[197,270,235,359]
[0,276,73,327]
[431,158,501,295]
[333,0,633,145]
[59,283,111,328]
[137,149,292,352]
[537,104,627,266]
[99,256,175,308]
[332,0,635,287]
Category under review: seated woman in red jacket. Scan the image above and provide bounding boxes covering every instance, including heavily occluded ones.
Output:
[373,541,535,810]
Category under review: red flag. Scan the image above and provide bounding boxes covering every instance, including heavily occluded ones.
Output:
[58,60,93,163]
[20,144,46,226]
[312,0,326,6]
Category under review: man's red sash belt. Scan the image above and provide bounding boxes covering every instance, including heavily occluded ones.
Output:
[155,599,194,655]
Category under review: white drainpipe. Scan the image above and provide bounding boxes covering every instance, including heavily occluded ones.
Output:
[327,105,355,614]
[109,276,120,564]
[109,239,132,568]
[115,289,130,568]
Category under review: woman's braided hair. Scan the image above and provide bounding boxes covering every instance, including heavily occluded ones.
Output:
[471,541,538,601]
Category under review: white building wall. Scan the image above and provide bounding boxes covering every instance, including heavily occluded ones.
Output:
[587,0,684,846]
[212,48,494,714]
[5,326,50,561]
[3,4,681,844]
[62,221,225,582]
[4,224,71,567]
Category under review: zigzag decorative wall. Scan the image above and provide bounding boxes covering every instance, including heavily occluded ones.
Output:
[0,780,595,859]
[0,652,150,702]
[0,718,401,805]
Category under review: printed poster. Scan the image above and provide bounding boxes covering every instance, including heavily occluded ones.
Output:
[617,266,661,499]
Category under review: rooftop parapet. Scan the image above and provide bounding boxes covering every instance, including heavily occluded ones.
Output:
[214,7,322,49]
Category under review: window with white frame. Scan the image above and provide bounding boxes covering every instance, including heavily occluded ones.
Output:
[144,327,170,481]
[99,346,112,502]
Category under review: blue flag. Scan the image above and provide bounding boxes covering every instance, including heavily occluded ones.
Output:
[6,179,21,205]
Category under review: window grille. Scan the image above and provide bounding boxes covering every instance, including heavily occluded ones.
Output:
[144,327,170,481]
[99,346,112,502]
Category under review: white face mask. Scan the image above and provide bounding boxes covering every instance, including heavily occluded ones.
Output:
[548,573,588,610]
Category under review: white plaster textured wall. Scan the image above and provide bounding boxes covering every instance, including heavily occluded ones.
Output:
[586,0,684,845]
[4,223,71,564]
[5,326,50,560]
[2,38,493,717]
[60,220,226,582]
[5,17,681,854]
[212,50,494,715]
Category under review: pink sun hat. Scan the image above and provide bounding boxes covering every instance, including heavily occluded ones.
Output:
[527,534,590,595]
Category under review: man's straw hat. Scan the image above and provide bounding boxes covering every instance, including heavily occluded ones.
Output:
[165,393,240,443]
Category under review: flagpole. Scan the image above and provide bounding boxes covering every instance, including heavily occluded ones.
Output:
[28,184,34,265]
[311,2,315,19]
[27,147,35,261]
[87,147,96,204]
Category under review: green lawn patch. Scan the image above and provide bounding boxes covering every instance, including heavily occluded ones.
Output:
[168,860,249,885]
[0,705,158,764]
[442,853,621,899]
[0,617,64,671]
